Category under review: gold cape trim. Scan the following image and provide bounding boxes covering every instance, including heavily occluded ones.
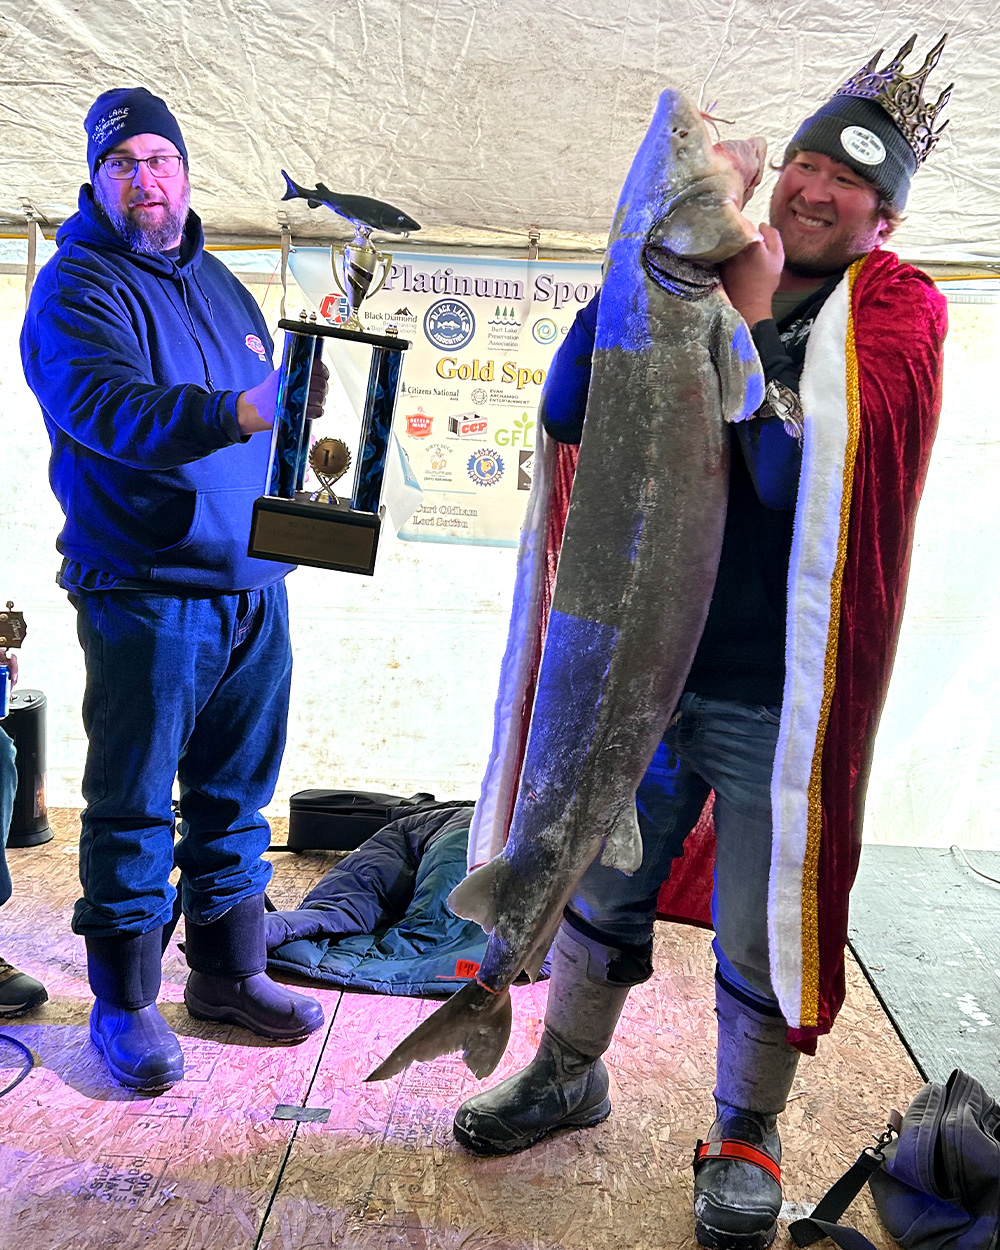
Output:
[799,256,865,1026]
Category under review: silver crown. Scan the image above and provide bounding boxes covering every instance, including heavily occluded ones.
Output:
[834,34,951,166]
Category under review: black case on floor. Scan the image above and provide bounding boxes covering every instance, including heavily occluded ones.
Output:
[285,788,436,852]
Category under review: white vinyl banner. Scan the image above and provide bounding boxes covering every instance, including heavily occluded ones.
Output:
[288,248,602,546]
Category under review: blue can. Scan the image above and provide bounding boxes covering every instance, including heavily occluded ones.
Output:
[0,664,9,719]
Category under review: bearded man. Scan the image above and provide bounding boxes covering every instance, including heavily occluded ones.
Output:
[20,88,327,1092]
[454,37,950,1250]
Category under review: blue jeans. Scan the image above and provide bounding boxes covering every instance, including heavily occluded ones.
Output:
[0,725,16,908]
[71,584,292,936]
[569,691,781,1010]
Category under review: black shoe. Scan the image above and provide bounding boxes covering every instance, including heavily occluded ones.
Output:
[184,970,324,1040]
[0,957,48,1017]
[693,1108,782,1250]
[89,1000,185,1092]
[453,1033,611,1156]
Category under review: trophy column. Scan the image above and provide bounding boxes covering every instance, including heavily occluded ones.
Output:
[248,320,410,576]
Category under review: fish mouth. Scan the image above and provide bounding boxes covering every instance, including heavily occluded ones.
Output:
[642,244,720,300]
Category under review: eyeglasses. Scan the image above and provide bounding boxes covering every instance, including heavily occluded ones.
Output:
[100,154,184,180]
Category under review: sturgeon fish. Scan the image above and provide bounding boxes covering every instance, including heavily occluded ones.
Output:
[279,171,420,234]
[367,89,766,1083]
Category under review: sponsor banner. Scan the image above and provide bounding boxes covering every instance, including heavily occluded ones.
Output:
[288,249,602,546]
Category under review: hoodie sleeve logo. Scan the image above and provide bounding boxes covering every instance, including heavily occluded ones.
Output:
[245,334,269,362]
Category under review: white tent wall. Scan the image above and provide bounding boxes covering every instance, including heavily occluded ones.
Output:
[2,266,999,849]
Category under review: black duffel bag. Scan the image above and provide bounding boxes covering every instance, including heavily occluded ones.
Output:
[283,788,439,852]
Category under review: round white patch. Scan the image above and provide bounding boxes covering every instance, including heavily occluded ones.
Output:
[839,125,886,166]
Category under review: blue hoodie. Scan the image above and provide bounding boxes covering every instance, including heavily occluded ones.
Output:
[20,186,291,592]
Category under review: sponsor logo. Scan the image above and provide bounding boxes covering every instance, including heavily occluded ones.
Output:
[488,305,521,327]
[471,387,488,405]
[839,125,887,166]
[245,333,268,362]
[448,411,489,439]
[424,443,452,482]
[424,298,476,351]
[319,293,352,324]
[467,447,504,487]
[495,413,535,448]
[405,409,433,438]
[531,317,559,345]
[518,449,534,491]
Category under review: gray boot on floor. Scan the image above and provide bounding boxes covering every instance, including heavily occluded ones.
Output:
[693,974,801,1250]
[453,922,632,1155]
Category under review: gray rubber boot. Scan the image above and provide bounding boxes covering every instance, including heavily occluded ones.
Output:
[453,923,632,1156]
[694,975,801,1250]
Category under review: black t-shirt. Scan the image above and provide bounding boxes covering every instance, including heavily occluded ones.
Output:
[684,272,843,707]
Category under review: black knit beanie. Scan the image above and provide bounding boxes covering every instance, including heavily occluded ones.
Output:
[85,87,188,180]
[785,95,917,209]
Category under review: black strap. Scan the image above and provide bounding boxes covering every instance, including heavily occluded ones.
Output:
[789,1120,900,1250]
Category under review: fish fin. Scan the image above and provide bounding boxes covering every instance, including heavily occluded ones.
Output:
[366,982,512,1081]
[709,305,765,423]
[599,806,643,874]
[306,198,321,209]
[279,170,302,202]
[520,910,565,983]
[447,859,506,932]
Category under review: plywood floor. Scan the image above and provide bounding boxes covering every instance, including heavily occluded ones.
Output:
[0,812,920,1250]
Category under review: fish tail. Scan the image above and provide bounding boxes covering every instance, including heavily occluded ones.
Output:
[365,980,512,1082]
[280,170,303,202]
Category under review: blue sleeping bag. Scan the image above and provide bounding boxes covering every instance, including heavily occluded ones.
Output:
[265,803,491,997]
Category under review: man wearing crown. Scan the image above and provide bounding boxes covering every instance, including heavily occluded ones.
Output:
[452,36,950,1250]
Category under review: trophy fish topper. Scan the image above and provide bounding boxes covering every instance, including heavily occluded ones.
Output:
[280,171,421,333]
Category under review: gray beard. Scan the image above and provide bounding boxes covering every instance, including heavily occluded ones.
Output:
[95,181,191,254]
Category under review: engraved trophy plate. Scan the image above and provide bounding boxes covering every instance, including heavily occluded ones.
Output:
[248,178,420,576]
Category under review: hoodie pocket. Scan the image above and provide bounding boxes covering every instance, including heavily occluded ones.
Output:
[149,486,258,583]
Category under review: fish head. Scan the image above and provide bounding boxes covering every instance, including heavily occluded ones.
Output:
[636,90,764,264]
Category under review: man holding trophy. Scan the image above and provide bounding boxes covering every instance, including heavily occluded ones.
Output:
[20,87,327,1092]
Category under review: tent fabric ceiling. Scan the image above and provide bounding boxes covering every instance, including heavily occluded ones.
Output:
[1,2,998,263]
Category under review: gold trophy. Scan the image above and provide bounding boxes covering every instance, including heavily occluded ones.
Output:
[247,175,420,576]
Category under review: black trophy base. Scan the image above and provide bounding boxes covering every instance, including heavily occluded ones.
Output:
[249,495,382,576]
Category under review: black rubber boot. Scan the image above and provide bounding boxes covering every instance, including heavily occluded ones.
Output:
[86,928,185,1092]
[184,894,324,1041]
[453,923,632,1155]
[693,974,801,1250]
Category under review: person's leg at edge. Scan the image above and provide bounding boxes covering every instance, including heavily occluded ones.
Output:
[0,724,48,1017]
[454,702,710,1155]
[688,698,802,1250]
[179,584,323,1040]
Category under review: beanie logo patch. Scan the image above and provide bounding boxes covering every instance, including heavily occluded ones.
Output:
[91,107,130,149]
[839,125,886,166]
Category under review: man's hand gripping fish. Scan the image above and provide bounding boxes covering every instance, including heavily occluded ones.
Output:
[368,89,766,1083]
